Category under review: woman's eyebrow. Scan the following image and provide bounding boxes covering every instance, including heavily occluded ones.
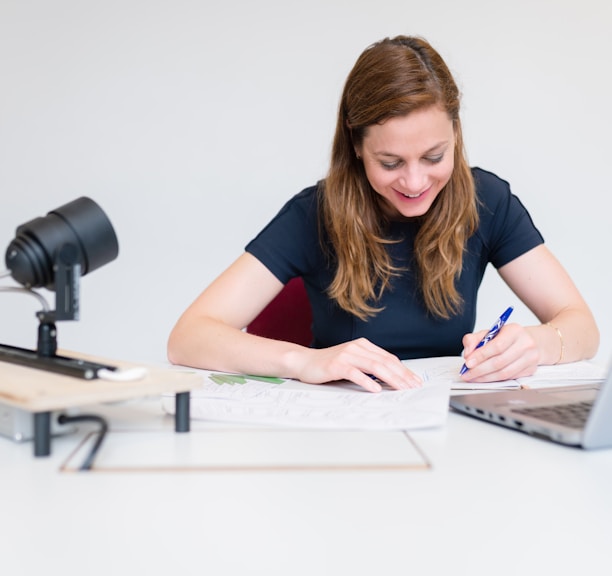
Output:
[373,140,450,157]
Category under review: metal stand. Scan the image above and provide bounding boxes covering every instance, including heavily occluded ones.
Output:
[30,394,191,457]
[175,392,191,432]
[0,343,117,379]
[0,316,116,380]
[33,412,51,457]
[1,296,192,457]
[2,239,193,459]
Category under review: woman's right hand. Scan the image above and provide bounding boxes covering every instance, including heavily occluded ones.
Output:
[288,337,422,393]
[168,254,422,393]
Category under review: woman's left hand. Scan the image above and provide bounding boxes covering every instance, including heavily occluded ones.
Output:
[460,323,540,382]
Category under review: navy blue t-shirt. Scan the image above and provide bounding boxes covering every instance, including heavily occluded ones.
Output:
[245,168,544,359]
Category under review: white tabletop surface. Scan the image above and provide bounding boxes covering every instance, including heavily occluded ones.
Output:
[2,395,611,576]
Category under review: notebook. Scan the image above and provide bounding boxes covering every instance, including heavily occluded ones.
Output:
[449,363,612,449]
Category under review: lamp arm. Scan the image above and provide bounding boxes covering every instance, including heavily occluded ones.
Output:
[0,285,51,311]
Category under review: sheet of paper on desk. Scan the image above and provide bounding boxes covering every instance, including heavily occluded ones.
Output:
[402,356,607,391]
[161,370,451,430]
[516,360,607,389]
[401,356,522,390]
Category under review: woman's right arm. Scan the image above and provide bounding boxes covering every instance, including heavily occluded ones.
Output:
[168,252,296,376]
[167,252,420,392]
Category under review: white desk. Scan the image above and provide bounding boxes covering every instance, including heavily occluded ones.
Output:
[2,393,611,576]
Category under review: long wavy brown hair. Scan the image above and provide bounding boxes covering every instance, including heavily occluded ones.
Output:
[322,35,478,320]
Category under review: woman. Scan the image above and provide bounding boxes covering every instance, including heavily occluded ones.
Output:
[167,35,599,392]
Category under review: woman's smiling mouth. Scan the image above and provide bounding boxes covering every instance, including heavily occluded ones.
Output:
[395,187,428,199]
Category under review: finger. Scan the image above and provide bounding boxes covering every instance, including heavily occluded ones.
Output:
[463,330,511,371]
[468,348,538,382]
[462,329,489,356]
[368,363,422,390]
[344,368,383,393]
[347,341,422,389]
[355,360,422,391]
[330,355,418,392]
[462,347,522,382]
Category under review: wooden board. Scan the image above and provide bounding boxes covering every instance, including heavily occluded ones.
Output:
[0,350,202,412]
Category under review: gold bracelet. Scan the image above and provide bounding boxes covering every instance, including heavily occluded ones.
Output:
[546,322,564,365]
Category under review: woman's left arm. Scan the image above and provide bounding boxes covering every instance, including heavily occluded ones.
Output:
[461,244,599,381]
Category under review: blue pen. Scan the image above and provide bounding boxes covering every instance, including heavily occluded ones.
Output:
[460,306,514,375]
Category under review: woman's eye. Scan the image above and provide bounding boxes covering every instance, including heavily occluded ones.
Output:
[381,161,401,170]
[380,154,444,169]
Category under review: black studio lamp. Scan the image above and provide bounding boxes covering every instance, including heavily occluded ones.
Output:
[1,197,119,378]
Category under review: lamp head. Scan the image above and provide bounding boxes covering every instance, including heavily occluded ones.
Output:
[4,197,119,290]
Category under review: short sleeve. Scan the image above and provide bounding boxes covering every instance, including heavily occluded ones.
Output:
[245,185,322,284]
[473,168,544,269]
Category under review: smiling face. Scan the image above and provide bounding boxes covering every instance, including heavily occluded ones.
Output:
[357,106,455,219]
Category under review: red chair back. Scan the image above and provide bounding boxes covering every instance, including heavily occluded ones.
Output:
[247,277,313,347]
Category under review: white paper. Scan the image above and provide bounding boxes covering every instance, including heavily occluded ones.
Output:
[402,356,521,390]
[516,360,607,389]
[161,358,607,430]
[162,369,450,430]
[400,356,607,391]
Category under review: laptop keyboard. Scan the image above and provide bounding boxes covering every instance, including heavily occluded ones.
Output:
[511,401,593,429]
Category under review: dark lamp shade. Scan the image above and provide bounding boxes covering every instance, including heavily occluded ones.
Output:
[4,197,119,290]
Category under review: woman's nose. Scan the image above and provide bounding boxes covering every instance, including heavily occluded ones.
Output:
[398,166,426,193]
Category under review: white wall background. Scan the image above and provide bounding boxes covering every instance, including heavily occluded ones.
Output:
[1,0,610,366]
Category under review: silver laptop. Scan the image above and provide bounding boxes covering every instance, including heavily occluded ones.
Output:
[449,368,612,449]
